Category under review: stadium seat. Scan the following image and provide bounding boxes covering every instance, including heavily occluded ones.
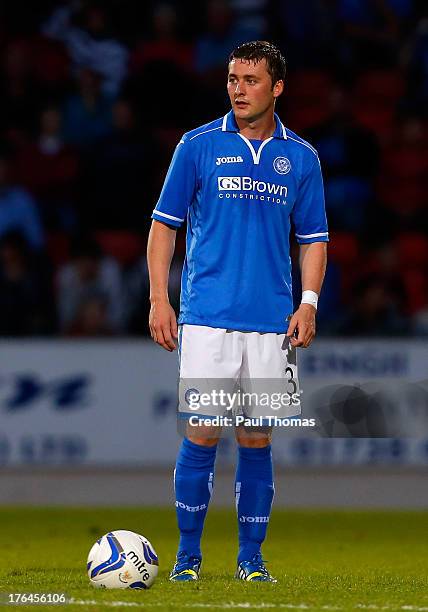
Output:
[286,71,332,130]
[95,231,144,266]
[401,269,428,315]
[288,71,333,98]
[327,232,360,304]
[351,71,405,140]
[355,70,405,102]
[328,232,359,266]
[396,234,428,267]
[395,234,428,315]
[378,146,428,213]
[352,106,395,140]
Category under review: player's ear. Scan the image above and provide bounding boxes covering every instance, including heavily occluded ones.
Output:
[273,80,284,98]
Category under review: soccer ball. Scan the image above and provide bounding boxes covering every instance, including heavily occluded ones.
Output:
[87,530,158,589]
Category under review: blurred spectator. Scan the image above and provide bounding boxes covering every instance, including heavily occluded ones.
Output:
[15,105,79,231]
[0,148,44,249]
[404,13,428,115]
[195,0,249,75]
[42,1,129,96]
[62,68,113,148]
[395,233,428,329]
[338,0,401,69]
[124,2,199,127]
[130,3,194,74]
[413,308,428,334]
[230,0,270,39]
[0,232,54,336]
[57,235,124,335]
[65,293,114,336]
[274,0,340,69]
[81,99,155,229]
[338,242,410,335]
[305,87,379,232]
[193,0,252,117]
[0,40,42,145]
[377,114,428,228]
[338,275,409,336]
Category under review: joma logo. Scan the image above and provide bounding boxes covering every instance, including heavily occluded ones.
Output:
[175,501,207,512]
[216,156,243,166]
[239,515,270,523]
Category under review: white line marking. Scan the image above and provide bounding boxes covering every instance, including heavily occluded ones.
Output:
[68,600,428,611]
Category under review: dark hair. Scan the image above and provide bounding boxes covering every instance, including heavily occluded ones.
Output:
[229,41,286,87]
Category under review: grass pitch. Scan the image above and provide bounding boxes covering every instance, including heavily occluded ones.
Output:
[0,507,427,611]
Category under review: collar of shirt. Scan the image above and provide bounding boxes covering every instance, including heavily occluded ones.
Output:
[221,110,288,140]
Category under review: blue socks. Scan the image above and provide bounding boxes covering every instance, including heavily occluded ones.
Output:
[173,440,274,563]
[174,438,217,559]
[235,445,274,563]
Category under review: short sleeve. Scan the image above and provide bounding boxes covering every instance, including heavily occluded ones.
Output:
[152,137,196,227]
[291,155,329,244]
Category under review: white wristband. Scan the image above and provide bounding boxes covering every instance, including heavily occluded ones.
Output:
[301,290,318,310]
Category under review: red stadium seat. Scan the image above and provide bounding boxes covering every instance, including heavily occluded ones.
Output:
[327,233,360,304]
[355,70,405,103]
[352,71,405,140]
[288,71,333,98]
[352,106,395,140]
[396,234,428,315]
[328,232,359,266]
[287,104,331,131]
[95,231,144,266]
[286,71,332,130]
[396,234,428,267]
[378,146,428,213]
[401,269,428,315]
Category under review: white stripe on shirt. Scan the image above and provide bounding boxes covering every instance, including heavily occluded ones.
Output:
[153,210,184,223]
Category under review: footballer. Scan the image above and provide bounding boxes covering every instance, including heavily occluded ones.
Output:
[147,41,328,582]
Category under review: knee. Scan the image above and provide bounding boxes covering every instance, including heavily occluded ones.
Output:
[186,424,221,447]
[235,425,272,448]
[187,435,219,447]
[236,435,272,448]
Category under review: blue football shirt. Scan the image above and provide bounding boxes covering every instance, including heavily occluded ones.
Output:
[152,111,329,333]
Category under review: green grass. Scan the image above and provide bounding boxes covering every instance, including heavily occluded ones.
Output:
[0,508,427,611]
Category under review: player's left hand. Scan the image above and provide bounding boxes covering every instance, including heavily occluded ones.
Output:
[286,304,316,348]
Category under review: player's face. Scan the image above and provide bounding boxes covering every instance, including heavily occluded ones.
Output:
[227,58,283,123]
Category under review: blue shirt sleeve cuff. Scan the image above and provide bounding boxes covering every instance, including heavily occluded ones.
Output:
[295,232,329,244]
[151,211,183,228]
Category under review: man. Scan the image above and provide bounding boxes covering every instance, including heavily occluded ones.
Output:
[147,41,328,582]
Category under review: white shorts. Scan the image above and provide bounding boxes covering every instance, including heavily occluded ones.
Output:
[178,324,301,421]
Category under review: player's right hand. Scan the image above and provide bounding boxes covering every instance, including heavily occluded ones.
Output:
[149,299,178,352]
